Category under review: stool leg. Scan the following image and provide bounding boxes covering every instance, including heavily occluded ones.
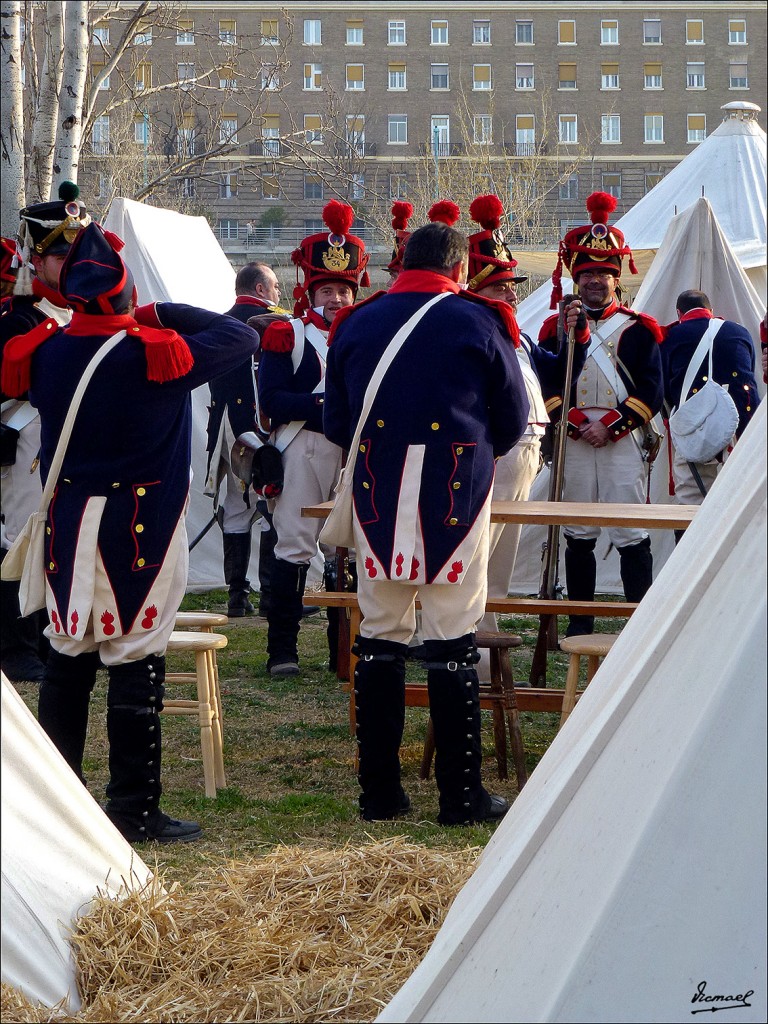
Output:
[559,653,581,729]
[207,649,226,789]
[195,650,218,797]
[489,649,509,781]
[499,649,528,790]
[420,716,435,780]
[586,655,601,683]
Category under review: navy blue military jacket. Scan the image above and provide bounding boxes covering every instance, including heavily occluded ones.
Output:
[324,276,529,584]
[28,303,257,634]
[206,296,266,446]
[661,311,760,437]
[258,308,330,433]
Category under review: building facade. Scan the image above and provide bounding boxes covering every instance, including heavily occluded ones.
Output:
[82,1,767,279]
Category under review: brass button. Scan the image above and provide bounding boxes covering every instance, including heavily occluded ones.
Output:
[732,372,738,377]
[377,419,384,427]
[49,561,54,570]
[606,389,612,395]
[236,398,242,404]
[702,376,708,382]
[137,558,146,567]
[135,524,144,533]
[112,482,120,488]
[456,446,463,454]
[453,481,461,489]
[431,422,440,430]
[137,487,146,496]
[362,481,370,489]
[46,526,51,535]
[359,444,366,452]
[449,517,458,525]
[580,402,586,407]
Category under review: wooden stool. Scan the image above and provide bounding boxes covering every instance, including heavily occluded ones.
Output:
[173,611,229,741]
[163,630,228,797]
[420,631,528,790]
[558,633,619,728]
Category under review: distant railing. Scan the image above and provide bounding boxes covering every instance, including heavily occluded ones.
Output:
[218,225,388,249]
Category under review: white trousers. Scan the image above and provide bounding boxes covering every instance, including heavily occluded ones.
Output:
[0,418,42,550]
[272,429,343,564]
[671,446,724,506]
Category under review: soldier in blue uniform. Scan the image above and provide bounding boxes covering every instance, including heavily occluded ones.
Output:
[540,193,664,637]
[661,288,760,505]
[1,223,258,843]
[257,201,370,677]
[324,221,529,826]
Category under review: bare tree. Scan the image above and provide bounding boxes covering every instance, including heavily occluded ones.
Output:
[26,0,63,202]
[1,0,25,233]
[52,0,89,190]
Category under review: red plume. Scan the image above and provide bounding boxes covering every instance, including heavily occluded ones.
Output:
[322,200,355,236]
[585,192,617,225]
[391,201,413,231]
[428,200,460,226]
[469,194,504,231]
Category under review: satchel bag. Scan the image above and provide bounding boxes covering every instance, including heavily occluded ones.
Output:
[319,293,450,550]
[230,431,284,496]
[668,320,738,464]
[1,331,126,615]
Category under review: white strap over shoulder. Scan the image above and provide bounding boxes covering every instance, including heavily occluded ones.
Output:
[678,319,725,409]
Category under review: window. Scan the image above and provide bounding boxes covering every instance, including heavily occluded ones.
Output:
[601,172,621,198]
[431,115,450,155]
[558,20,576,45]
[643,19,661,44]
[304,174,324,201]
[558,114,578,143]
[686,20,704,44]
[473,64,492,90]
[515,21,533,45]
[134,117,149,145]
[304,219,324,234]
[262,115,280,155]
[177,20,194,45]
[473,20,491,45]
[219,20,236,45]
[431,64,449,89]
[133,26,152,45]
[346,18,363,45]
[515,114,535,154]
[92,115,110,155]
[729,19,747,44]
[346,64,364,90]
[601,63,619,89]
[686,62,705,89]
[388,114,407,144]
[644,114,664,143]
[304,19,321,45]
[220,118,238,145]
[601,20,618,45]
[178,63,195,90]
[261,19,279,44]
[262,175,280,198]
[303,63,322,90]
[388,21,406,45]
[644,62,663,89]
[389,173,408,199]
[177,116,195,158]
[92,24,109,46]
[217,219,239,240]
[304,114,323,144]
[516,63,534,89]
[431,20,448,45]
[350,174,365,200]
[473,114,492,144]
[346,115,365,154]
[97,173,113,199]
[219,172,237,198]
[135,62,152,91]
[601,114,621,143]
[388,62,406,90]
[180,178,195,199]
[645,171,663,192]
[559,174,579,200]
[687,114,706,143]
[730,62,748,88]
[558,63,577,89]
[261,65,280,91]
[92,63,110,90]
[219,65,237,90]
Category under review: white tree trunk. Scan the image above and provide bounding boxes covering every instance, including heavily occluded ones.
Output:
[28,0,63,202]
[52,0,88,190]
[0,0,25,232]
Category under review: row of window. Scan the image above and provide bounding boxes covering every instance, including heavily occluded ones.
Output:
[95,17,750,49]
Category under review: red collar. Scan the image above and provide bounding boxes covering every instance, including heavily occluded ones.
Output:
[235,295,270,308]
[303,308,331,331]
[65,312,136,336]
[388,270,461,295]
[679,308,713,322]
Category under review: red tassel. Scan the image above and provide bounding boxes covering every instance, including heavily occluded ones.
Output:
[360,270,370,288]
[1,317,58,396]
[130,325,194,382]
[628,254,638,275]
[550,258,564,309]
[102,229,125,252]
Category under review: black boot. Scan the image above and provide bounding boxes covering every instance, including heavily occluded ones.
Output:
[256,506,277,618]
[266,559,308,676]
[223,532,254,617]
[564,537,597,637]
[38,649,101,782]
[619,536,653,603]
[104,655,202,844]
[352,635,410,821]
[424,635,509,826]
[1,569,47,683]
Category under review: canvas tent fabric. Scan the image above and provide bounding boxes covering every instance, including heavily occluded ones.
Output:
[1,673,153,1011]
[378,401,767,1024]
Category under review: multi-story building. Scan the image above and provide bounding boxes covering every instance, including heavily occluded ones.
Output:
[82,1,766,281]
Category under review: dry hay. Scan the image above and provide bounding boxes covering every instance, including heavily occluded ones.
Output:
[2,837,479,1023]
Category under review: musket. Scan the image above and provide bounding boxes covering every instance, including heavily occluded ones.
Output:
[529,300,578,686]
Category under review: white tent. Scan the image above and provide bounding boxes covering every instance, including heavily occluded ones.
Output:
[378,400,767,1024]
[1,674,153,1011]
[103,198,240,589]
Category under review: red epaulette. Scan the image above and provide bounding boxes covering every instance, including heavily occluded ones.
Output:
[634,311,664,344]
[459,290,520,347]
[538,312,560,342]
[327,290,387,346]
[261,319,297,353]
[1,317,58,396]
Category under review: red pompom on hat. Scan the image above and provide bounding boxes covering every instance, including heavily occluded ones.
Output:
[386,201,414,274]
[466,194,527,292]
[290,200,370,316]
[428,200,461,227]
[550,191,637,308]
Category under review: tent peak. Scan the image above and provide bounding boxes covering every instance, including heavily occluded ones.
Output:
[721,100,762,120]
